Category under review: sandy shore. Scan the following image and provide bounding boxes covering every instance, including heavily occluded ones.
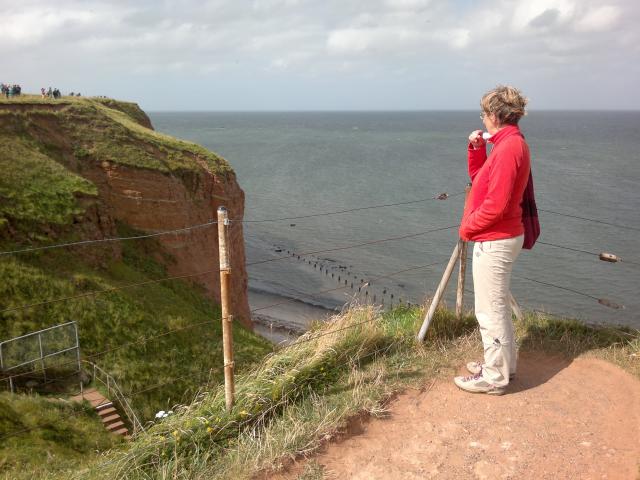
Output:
[249,290,337,345]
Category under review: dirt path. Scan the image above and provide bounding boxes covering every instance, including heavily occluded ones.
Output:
[270,353,640,479]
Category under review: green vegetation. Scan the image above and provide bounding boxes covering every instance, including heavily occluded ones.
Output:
[91,97,153,127]
[0,233,271,478]
[0,234,271,417]
[0,134,97,230]
[63,305,637,480]
[0,94,231,186]
[0,95,232,242]
[0,393,121,478]
[0,97,269,479]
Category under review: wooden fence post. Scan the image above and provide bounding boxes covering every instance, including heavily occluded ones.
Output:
[417,241,461,342]
[455,241,468,320]
[509,293,524,322]
[217,207,235,411]
[455,185,472,320]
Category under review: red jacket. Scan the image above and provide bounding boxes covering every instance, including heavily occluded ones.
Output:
[460,125,530,242]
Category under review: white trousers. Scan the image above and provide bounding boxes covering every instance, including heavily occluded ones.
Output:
[472,235,523,387]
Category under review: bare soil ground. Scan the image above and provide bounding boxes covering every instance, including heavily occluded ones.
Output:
[268,352,640,479]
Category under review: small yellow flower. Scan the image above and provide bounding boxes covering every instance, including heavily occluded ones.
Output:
[240,410,248,417]
[172,430,179,437]
[207,426,213,433]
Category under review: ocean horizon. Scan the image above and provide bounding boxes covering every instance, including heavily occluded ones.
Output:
[150,110,640,330]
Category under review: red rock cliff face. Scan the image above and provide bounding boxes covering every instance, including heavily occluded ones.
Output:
[89,161,251,328]
[0,100,252,329]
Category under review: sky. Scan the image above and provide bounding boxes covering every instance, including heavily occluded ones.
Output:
[1,0,639,111]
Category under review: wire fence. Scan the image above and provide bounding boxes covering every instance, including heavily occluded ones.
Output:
[0,191,463,258]
[0,314,403,444]
[1,185,638,443]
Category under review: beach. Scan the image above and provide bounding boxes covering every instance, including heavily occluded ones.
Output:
[249,289,337,344]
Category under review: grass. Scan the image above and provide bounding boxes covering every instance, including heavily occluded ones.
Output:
[0,232,271,419]
[0,94,233,244]
[0,133,97,230]
[59,304,638,480]
[0,94,265,413]
[0,95,232,176]
[0,93,271,478]
[0,393,121,479]
[0,231,271,479]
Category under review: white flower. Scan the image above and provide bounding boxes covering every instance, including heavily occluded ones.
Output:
[155,410,166,419]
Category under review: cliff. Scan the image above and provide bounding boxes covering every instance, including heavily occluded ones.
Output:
[0,96,251,328]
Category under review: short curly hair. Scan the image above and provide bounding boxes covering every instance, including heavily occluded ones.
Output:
[481,85,528,126]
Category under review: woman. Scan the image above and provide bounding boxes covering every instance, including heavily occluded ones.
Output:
[455,85,533,395]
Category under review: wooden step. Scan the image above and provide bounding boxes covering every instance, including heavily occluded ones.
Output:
[106,420,125,431]
[95,401,114,411]
[70,388,111,408]
[97,406,116,417]
[101,414,120,424]
[69,386,132,440]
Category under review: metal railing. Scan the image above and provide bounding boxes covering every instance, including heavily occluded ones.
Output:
[83,360,145,435]
[0,321,80,392]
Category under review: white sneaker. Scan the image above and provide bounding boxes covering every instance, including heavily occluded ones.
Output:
[454,373,505,395]
[466,361,515,380]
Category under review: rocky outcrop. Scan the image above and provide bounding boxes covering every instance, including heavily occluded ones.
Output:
[0,98,252,328]
[92,160,250,327]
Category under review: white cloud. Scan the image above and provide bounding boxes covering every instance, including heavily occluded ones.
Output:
[0,9,100,44]
[575,5,621,32]
[327,26,432,55]
[327,28,376,54]
[383,0,430,10]
[511,0,575,32]
[442,28,471,49]
[0,0,638,109]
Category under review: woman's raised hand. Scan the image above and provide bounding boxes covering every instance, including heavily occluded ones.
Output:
[469,129,484,149]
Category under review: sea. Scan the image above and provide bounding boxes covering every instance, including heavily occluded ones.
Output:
[148,111,640,330]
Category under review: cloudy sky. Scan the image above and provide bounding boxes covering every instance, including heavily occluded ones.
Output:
[1,0,639,111]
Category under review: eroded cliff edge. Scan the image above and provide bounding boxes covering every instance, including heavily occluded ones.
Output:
[0,97,252,328]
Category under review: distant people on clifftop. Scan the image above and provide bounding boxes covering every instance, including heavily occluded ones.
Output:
[1,83,21,98]
[3,84,87,100]
[43,87,62,99]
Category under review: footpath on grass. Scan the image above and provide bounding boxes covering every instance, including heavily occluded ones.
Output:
[269,352,640,480]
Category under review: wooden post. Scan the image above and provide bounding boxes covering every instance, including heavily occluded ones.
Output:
[509,293,523,322]
[455,241,468,320]
[217,207,235,411]
[455,185,472,320]
[417,241,461,342]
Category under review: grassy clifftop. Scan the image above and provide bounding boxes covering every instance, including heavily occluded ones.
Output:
[0,96,232,238]
[0,96,269,479]
[0,95,231,175]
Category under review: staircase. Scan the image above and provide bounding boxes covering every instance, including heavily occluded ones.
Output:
[71,388,130,438]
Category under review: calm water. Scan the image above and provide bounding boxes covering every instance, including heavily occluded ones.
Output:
[149,111,640,329]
